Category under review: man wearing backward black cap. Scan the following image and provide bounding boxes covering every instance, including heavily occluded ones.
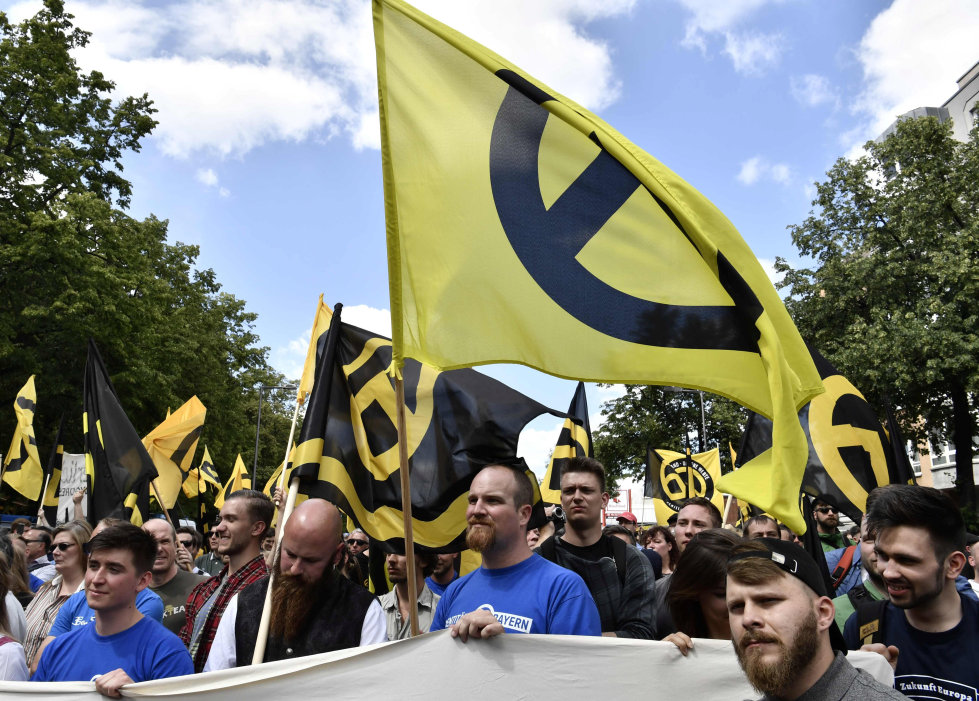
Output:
[726,538,905,700]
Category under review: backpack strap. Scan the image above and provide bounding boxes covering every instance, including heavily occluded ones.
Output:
[606,534,628,587]
[854,598,888,646]
[830,545,858,592]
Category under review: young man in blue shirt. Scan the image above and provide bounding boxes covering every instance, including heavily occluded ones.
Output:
[33,524,193,696]
[431,463,600,639]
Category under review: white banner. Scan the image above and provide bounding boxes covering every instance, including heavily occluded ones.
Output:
[0,633,893,700]
[56,453,87,524]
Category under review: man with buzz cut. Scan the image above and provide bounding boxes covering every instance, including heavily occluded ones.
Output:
[844,485,979,701]
[743,515,780,540]
[727,538,905,700]
[143,518,205,633]
[32,524,193,697]
[536,456,655,638]
[431,463,600,640]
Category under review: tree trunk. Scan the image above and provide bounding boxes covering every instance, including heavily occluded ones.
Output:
[950,384,976,510]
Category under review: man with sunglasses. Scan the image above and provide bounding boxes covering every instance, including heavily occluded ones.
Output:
[24,527,57,582]
[345,529,370,586]
[813,495,846,553]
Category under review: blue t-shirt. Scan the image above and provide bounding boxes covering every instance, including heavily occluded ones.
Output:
[33,616,193,683]
[431,554,600,635]
[844,594,979,701]
[49,587,164,636]
[425,573,458,597]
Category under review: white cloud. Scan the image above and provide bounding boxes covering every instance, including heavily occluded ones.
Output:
[271,331,311,381]
[756,257,781,287]
[673,0,786,74]
[849,0,979,147]
[790,74,839,108]
[737,155,791,185]
[195,168,218,187]
[518,421,564,480]
[342,305,392,338]
[722,30,783,75]
[20,0,636,159]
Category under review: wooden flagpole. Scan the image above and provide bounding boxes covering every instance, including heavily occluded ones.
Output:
[151,480,176,528]
[252,397,303,664]
[395,376,420,637]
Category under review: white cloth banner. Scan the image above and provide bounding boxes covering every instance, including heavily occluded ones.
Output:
[0,633,893,700]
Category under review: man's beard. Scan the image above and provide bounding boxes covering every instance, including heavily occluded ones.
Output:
[734,609,820,697]
[270,566,335,641]
[466,519,497,552]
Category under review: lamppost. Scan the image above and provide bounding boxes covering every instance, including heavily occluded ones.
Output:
[664,387,707,453]
[253,384,296,486]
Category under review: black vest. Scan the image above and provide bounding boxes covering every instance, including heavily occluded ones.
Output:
[234,572,376,666]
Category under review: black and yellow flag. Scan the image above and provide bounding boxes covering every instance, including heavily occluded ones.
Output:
[41,416,66,525]
[292,304,558,552]
[374,0,822,533]
[182,445,221,499]
[83,340,158,526]
[2,376,43,500]
[143,396,206,509]
[214,454,251,510]
[645,447,723,524]
[540,382,592,503]
[737,347,895,522]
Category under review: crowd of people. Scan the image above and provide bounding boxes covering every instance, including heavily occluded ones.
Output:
[1,459,977,700]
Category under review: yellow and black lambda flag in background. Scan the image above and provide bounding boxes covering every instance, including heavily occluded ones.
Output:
[143,396,206,509]
[41,415,66,525]
[292,304,559,552]
[182,445,221,499]
[540,381,592,504]
[2,376,43,500]
[83,340,158,525]
[214,454,251,510]
[736,347,901,522]
[645,447,723,525]
[374,0,822,534]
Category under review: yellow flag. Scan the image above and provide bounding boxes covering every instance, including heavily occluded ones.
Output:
[142,396,206,509]
[2,376,43,500]
[374,0,822,532]
[214,453,251,510]
[263,444,297,497]
[297,295,334,406]
[182,446,221,498]
[648,448,724,525]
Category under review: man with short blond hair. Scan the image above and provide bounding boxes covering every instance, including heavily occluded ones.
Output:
[431,463,599,640]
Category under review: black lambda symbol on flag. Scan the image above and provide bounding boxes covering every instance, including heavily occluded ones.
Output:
[488,70,761,353]
[660,458,715,512]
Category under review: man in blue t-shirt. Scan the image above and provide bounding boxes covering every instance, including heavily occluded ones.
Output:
[431,463,600,639]
[33,524,193,696]
[843,485,979,701]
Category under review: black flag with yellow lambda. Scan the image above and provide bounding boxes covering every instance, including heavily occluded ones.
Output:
[41,415,66,525]
[83,339,158,525]
[737,346,892,522]
[292,304,559,552]
[540,381,592,503]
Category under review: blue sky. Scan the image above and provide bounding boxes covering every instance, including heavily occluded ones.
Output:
[6,0,978,486]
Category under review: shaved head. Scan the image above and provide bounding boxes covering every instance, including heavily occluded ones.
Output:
[284,499,344,550]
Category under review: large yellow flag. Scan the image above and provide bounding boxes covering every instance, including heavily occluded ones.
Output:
[142,396,206,509]
[2,376,43,500]
[374,0,822,533]
[214,454,251,510]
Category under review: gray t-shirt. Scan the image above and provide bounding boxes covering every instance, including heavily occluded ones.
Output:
[152,568,206,634]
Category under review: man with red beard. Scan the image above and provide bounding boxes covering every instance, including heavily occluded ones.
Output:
[430,463,600,640]
[203,499,386,669]
[727,539,903,700]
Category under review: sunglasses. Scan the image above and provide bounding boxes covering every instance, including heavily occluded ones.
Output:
[814,507,838,514]
[48,543,75,553]
[347,539,369,547]
[178,540,194,548]
[24,538,47,545]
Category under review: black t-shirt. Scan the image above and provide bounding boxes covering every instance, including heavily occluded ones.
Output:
[556,537,615,562]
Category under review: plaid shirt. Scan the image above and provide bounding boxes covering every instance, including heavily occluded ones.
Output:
[179,555,268,671]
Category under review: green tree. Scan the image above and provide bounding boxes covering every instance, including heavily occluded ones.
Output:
[778,115,979,508]
[593,385,746,488]
[0,1,295,516]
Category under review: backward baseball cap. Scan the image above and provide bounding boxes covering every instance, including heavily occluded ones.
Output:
[728,537,848,653]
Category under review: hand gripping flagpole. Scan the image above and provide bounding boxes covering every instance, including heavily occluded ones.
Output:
[395,374,421,637]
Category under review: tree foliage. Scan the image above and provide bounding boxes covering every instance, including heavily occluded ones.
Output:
[0,1,295,515]
[593,385,746,488]
[778,115,979,507]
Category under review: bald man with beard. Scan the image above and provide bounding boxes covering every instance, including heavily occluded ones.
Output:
[203,499,386,670]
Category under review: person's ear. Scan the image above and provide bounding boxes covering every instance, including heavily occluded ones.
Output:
[518,503,533,528]
[329,541,346,567]
[814,596,835,632]
[135,569,153,593]
[945,550,966,580]
[251,521,268,538]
